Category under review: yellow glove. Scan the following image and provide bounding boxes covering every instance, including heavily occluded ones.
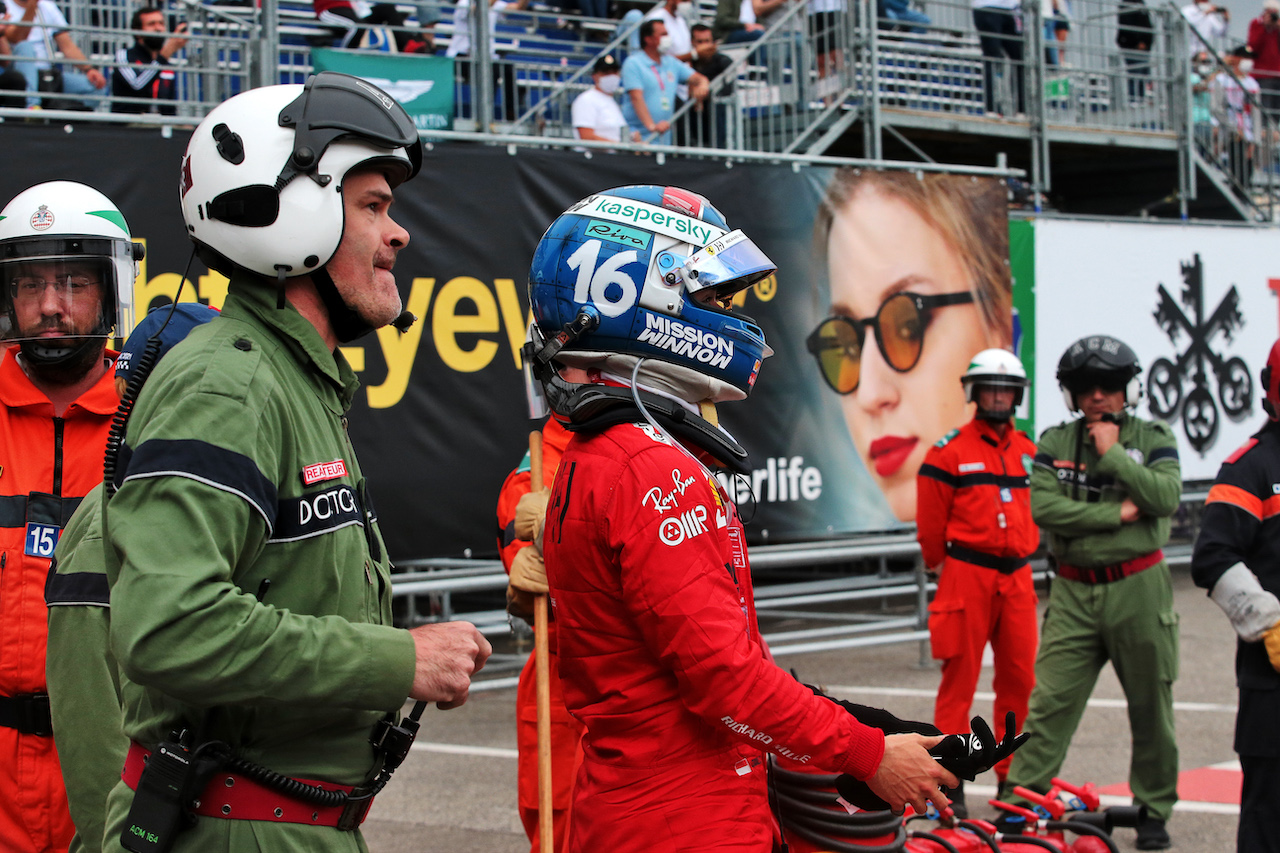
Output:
[509,545,548,594]
[514,488,549,543]
[1264,621,1280,673]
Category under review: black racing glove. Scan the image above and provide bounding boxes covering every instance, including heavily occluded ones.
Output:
[814,685,939,813]
[832,774,893,813]
[808,685,941,736]
[928,712,1029,782]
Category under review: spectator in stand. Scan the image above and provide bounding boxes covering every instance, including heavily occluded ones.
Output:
[1182,0,1229,57]
[1043,0,1068,66]
[312,0,410,49]
[2,0,106,109]
[446,0,529,120]
[1191,51,1217,150]
[972,0,1025,116]
[689,22,732,145]
[1116,0,1153,102]
[405,1,441,52]
[644,0,692,61]
[111,6,186,116]
[879,0,929,34]
[712,0,765,45]
[809,0,844,100]
[1248,0,1280,117]
[621,18,708,144]
[1212,46,1261,180]
[572,54,634,143]
[0,13,26,108]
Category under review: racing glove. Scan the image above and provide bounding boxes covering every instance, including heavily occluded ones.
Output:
[1264,622,1280,673]
[928,712,1028,782]
[509,546,548,594]
[834,712,1028,813]
[820,688,941,813]
[513,489,549,544]
[505,546,548,624]
[810,686,941,736]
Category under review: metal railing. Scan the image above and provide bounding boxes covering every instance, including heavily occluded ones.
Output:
[3,0,1276,218]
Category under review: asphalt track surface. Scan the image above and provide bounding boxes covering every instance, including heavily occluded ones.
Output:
[362,565,1242,852]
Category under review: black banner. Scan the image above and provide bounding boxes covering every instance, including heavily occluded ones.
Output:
[2,125,1005,560]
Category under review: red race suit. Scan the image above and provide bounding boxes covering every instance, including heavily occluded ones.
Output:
[543,421,885,853]
[0,345,118,853]
[496,419,584,853]
[916,417,1039,780]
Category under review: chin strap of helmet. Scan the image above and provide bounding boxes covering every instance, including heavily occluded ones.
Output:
[303,265,416,344]
[554,377,750,474]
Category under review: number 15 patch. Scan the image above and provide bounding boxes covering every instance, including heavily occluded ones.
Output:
[25,522,61,558]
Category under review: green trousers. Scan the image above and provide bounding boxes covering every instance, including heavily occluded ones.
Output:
[1005,563,1180,821]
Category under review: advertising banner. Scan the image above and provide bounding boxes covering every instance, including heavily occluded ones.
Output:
[0,125,1016,559]
[310,49,454,131]
[1031,219,1280,480]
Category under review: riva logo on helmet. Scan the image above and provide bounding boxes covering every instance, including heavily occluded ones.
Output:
[30,205,54,231]
[637,313,734,369]
[585,220,651,249]
[577,194,725,248]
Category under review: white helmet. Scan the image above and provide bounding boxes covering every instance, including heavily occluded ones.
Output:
[179,72,422,281]
[0,180,142,366]
[961,348,1029,422]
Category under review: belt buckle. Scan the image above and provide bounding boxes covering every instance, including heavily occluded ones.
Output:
[18,693,52,736]
[336,786,374,832]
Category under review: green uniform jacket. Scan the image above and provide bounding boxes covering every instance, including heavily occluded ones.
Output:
[1031,413,1181,566]
[45,483,122,853]
[101,276,415,851]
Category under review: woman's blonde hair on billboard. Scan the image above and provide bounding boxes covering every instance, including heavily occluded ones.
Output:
[814,169,1012,344]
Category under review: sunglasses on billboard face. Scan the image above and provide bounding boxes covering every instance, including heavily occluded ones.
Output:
[805,290,975,394]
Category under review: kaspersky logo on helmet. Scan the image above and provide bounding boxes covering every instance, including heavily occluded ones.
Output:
[579,195,724,248]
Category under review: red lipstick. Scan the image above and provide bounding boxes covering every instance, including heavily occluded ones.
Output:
[868,436,918,478]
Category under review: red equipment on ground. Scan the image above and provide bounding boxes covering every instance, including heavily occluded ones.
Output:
[771,772,1141,853]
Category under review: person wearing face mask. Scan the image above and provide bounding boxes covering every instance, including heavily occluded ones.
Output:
[572,54,635,144]
[621,18,709,144]
[1248,0,1280,116]
[110,6,186,115]
[1182,0,1229,56]
[643,0,693,62]
[1212,45,1262,182]
[1191,51,1217,150]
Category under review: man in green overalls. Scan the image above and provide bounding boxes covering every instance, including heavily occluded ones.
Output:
[1002,335,1181,851]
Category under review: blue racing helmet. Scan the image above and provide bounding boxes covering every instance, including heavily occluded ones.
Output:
[527,185,776,398]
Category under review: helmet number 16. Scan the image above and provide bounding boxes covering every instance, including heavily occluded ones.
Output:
[567,239,639,319]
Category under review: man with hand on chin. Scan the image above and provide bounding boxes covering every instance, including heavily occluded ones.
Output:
[1001,335,1181,851]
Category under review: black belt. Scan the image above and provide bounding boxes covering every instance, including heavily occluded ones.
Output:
[0,693,52,736]
[947,544,1028,574]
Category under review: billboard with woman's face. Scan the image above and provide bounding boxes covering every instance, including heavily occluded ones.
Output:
[806,171,1013,522]
[0,129,1017,554]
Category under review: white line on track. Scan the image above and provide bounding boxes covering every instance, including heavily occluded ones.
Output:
[964,784,1240,815]
[412,742,519,759]
[823,685,1238,714]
